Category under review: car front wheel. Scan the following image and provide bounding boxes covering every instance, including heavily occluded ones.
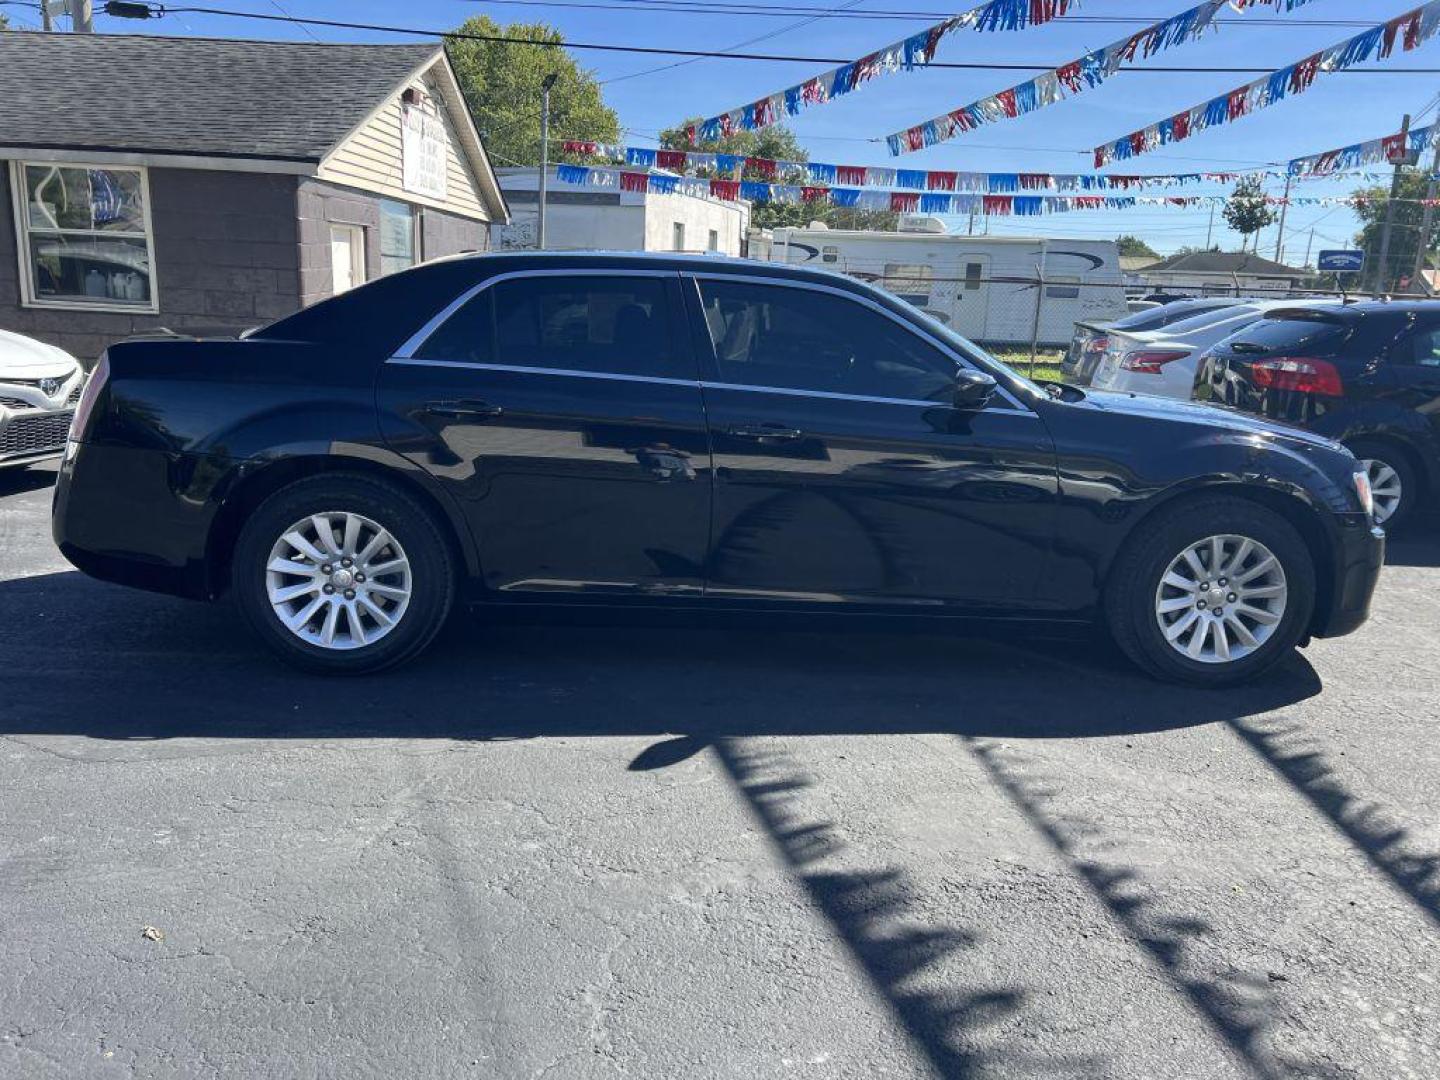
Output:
[1106,497,1315,686]
[232,474,456,674]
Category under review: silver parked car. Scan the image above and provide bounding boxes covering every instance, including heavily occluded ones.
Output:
[0,329,85,469]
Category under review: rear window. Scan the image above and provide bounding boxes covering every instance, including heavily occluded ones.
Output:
[1222,314,1352,355]
[1158,305,1263,336]
[1111,298,1236,333]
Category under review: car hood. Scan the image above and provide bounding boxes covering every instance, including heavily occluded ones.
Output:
[0,329,79,380]
[1079,387,1344,451]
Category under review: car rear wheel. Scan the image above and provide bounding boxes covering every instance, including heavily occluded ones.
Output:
[232,474,456,674]
[1106,497,1315,686]
[1348,440,1418,531]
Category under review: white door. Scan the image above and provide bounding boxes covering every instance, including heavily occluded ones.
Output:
[330,224,365,294]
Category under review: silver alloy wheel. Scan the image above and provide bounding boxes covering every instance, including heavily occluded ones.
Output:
[265,511,412,650]
[1153,533,1288,665]
[1360,458,1403,525]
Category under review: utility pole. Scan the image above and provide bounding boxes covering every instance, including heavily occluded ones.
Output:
[1375,113,1412,296]
[1273,172,1293,264]
[536,72,558,251]
[1304,227,1315,269]
[1205,204,1215,249]
[967,204,976,236]
[1410,136,1440,293]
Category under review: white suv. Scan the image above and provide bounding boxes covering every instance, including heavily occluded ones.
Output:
[0,329,85,470]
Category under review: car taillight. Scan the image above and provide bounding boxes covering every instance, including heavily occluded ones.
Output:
[1084,335,1110,354]
[1119,349,1190,375]
[1249,356,1343,396]
[69,353,109,443]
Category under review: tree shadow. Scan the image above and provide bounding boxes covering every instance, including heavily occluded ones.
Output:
[1226,716,1440,929]
[631,735,1103,1079]
[963,738,1344,1080]
[0,571,1325,745]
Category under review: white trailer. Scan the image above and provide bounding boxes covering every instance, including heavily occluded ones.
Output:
[763,219,1128,348]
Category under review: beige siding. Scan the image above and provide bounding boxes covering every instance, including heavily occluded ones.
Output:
[317,72,489,221]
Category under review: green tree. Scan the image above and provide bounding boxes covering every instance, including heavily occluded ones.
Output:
[445,16,620,168]
[1116,234,1159,259]
[1351,170,1436,291]
[1221,177,1277,253]
[660,118,897,232]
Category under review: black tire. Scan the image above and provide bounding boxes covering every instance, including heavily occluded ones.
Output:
[1346,438,1420,533]
[231,474,456,674]
[1105,496,1315,687]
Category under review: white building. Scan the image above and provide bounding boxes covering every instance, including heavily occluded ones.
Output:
[492,167,750,257]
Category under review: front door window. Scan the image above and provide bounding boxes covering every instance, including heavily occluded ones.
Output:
[697,279,958,402]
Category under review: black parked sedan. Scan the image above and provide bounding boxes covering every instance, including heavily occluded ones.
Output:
[1194,300,1440,531]
[54,253,1383,684]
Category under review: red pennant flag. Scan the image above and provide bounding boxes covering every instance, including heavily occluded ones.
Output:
[802,186,830,203]
[657,150,687,171]
[927,171,958,191]
[710,179,741,201]
[836,165,866,186]
[982,195,1013,215]
[891,192,920,212]
[620,172,649,193]
[747,157,778,179]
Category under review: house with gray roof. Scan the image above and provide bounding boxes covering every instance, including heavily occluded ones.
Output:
[1135,250,1305,300]
[0,31,508,359]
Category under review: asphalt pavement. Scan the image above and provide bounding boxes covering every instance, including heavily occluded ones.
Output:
[2,461,1438,1080]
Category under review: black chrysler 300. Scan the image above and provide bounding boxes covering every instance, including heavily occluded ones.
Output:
[53,253,1384,684]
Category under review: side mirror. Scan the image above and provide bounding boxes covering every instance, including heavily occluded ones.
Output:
[951,368,998,410]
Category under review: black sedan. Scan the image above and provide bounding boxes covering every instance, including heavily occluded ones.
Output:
[54,253,1384,685]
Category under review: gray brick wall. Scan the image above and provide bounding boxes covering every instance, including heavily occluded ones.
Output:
[297,178,488,307]
[0,165,302,362]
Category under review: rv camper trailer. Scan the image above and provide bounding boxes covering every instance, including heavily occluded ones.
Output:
[764,218,1128,347]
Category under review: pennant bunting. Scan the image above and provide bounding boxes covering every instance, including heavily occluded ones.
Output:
[1288,121,1438,176]
[1095,2,1440,165]
[546,164,1414,214]
[882,0,1318,157]
[559,141,1394,192]
[682,0,1082,145]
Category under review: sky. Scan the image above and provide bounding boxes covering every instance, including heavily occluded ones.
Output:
[30,0,1440,260]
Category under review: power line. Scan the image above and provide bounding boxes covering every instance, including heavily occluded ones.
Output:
[599,0,868,87]
[115,6,1440,74]
[465,0,1381,27]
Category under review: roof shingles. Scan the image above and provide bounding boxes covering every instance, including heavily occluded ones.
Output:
[0,31,440,161]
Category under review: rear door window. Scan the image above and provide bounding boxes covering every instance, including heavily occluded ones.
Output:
[416,274,687,380]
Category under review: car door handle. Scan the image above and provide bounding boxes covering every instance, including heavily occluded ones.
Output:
[424,399,504,419]
[724,424,803,441]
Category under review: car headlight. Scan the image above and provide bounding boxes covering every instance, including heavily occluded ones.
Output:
[1353,470,1374,519]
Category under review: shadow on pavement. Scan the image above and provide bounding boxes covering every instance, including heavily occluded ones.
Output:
[964,737,1336,1080]
[1383,525,1440,568]
[1227,717,1440,929]
[0,464,57,497]
[0,570,1325,744]
[632,735,1104,1079]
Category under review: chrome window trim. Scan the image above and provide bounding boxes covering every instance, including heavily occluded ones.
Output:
[387,358,699,389]
[686,270,1032,413]
[384,359,1035,416]
[392,267,679,360]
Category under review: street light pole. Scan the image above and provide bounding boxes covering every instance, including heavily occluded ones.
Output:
[537,72,558,251]
[1410,137,1440,292]
[1273,172,1292,264]
[1375,113,1411,296]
